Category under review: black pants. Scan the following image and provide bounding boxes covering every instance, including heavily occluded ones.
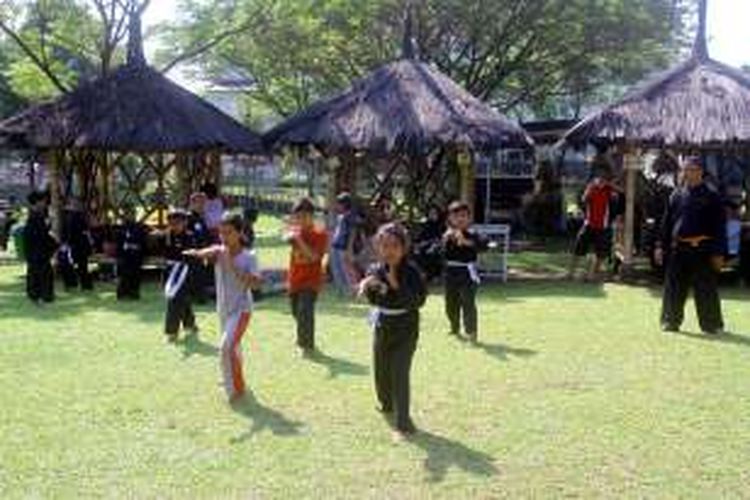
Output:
[290,290,317,349]
[117,257,142,300]
[445,277,478,336]
[165,288,195,336]
[60,254,93,290]
[661,246,724,332]
[373,316,418,430]
[26,261,54,303]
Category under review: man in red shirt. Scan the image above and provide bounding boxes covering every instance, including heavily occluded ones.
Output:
[569,176,622,280]
[285,198,329,356]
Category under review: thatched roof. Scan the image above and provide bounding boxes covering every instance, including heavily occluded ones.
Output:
[265,58,533,154]
[0,17,263,154]
[561,0,750,149]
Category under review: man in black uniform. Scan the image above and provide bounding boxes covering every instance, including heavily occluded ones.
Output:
[442,201,488,342]
[23,191,58,304]
[116,205,148,300]
[656,156,726,335]
[163,209,198,342]
[59,198,94,291]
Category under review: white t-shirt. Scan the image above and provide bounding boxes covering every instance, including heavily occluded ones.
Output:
[215,246,257,319]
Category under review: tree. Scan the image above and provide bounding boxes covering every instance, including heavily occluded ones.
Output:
[165,0,692,122]
[0,38,26,118]
[0,0,153,100]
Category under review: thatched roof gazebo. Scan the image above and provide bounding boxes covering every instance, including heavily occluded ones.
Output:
[558,0,750,265]
[265,12,532,220]
[0,13,264,233]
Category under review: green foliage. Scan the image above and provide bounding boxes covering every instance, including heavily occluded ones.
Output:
[165,0,692,121]
[0,0,146,102]
[0,40,26,117]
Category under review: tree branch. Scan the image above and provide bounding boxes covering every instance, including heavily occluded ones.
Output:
[0,19,70,94]
[159,18,259,74]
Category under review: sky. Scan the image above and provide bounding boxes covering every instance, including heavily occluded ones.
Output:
[143,0,750,81]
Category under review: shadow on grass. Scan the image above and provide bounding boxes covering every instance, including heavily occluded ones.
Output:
[230,391,305,442]
[675,330,750,348]
[307,349,368,378]
[178,333,218,358]
[255,294,372,320]
[408,430,499,482]
[0,272,218,324]
[474,341,538,361]
[481,281,608,301]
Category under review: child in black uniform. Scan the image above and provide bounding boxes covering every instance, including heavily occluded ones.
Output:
[359,223,426,438]
[116,205,148,300]
[23,191,58,304]
[442,201,488,342]
[163,209,198,342]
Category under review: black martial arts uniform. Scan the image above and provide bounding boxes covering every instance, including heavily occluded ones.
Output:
[163,230,198,338]
[660,183,726,333]
[24,210,57,303]
[59,209,93,290]
[442,229,488,339]
[364,260,427,433]
[116,221,148,300]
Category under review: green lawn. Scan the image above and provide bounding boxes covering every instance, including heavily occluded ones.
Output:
[1,263,750,498]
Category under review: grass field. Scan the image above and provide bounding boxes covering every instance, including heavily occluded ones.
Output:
[1,258,750,498]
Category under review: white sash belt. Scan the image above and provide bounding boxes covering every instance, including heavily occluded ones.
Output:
[446,260,481,284]
[164,261,189,299]
[368,307,409,328]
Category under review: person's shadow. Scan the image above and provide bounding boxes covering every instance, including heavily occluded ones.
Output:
[675,330,750,348]
[307,350,369,379]
[230,392,305,443]
[407,430,499,483]
[178,334,219,359]
[474,341,538,362]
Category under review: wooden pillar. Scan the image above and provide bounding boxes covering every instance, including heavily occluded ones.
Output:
[175,152,191,205]
[325,155,339,230]
[458,148,475,207]
[622,149,640,267]
[210,151,222,192]
[47,150,62,239]
[156,154,166,227]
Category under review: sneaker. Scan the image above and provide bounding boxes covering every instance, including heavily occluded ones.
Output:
[661,324,679,333]
[166,334,178,343]
[704,328,726,336]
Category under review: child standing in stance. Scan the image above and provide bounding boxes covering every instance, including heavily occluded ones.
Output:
[185,213,262,402]
[442,201,488,342]
[359,223,426,438]
[285,198,328,357]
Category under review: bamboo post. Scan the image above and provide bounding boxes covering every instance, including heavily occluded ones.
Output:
[622,148,640,268]
[48,150,63,239]
[458,148,475,208]
[325,155,339,230]
[156,154,166,227]
[210,151,222,193]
